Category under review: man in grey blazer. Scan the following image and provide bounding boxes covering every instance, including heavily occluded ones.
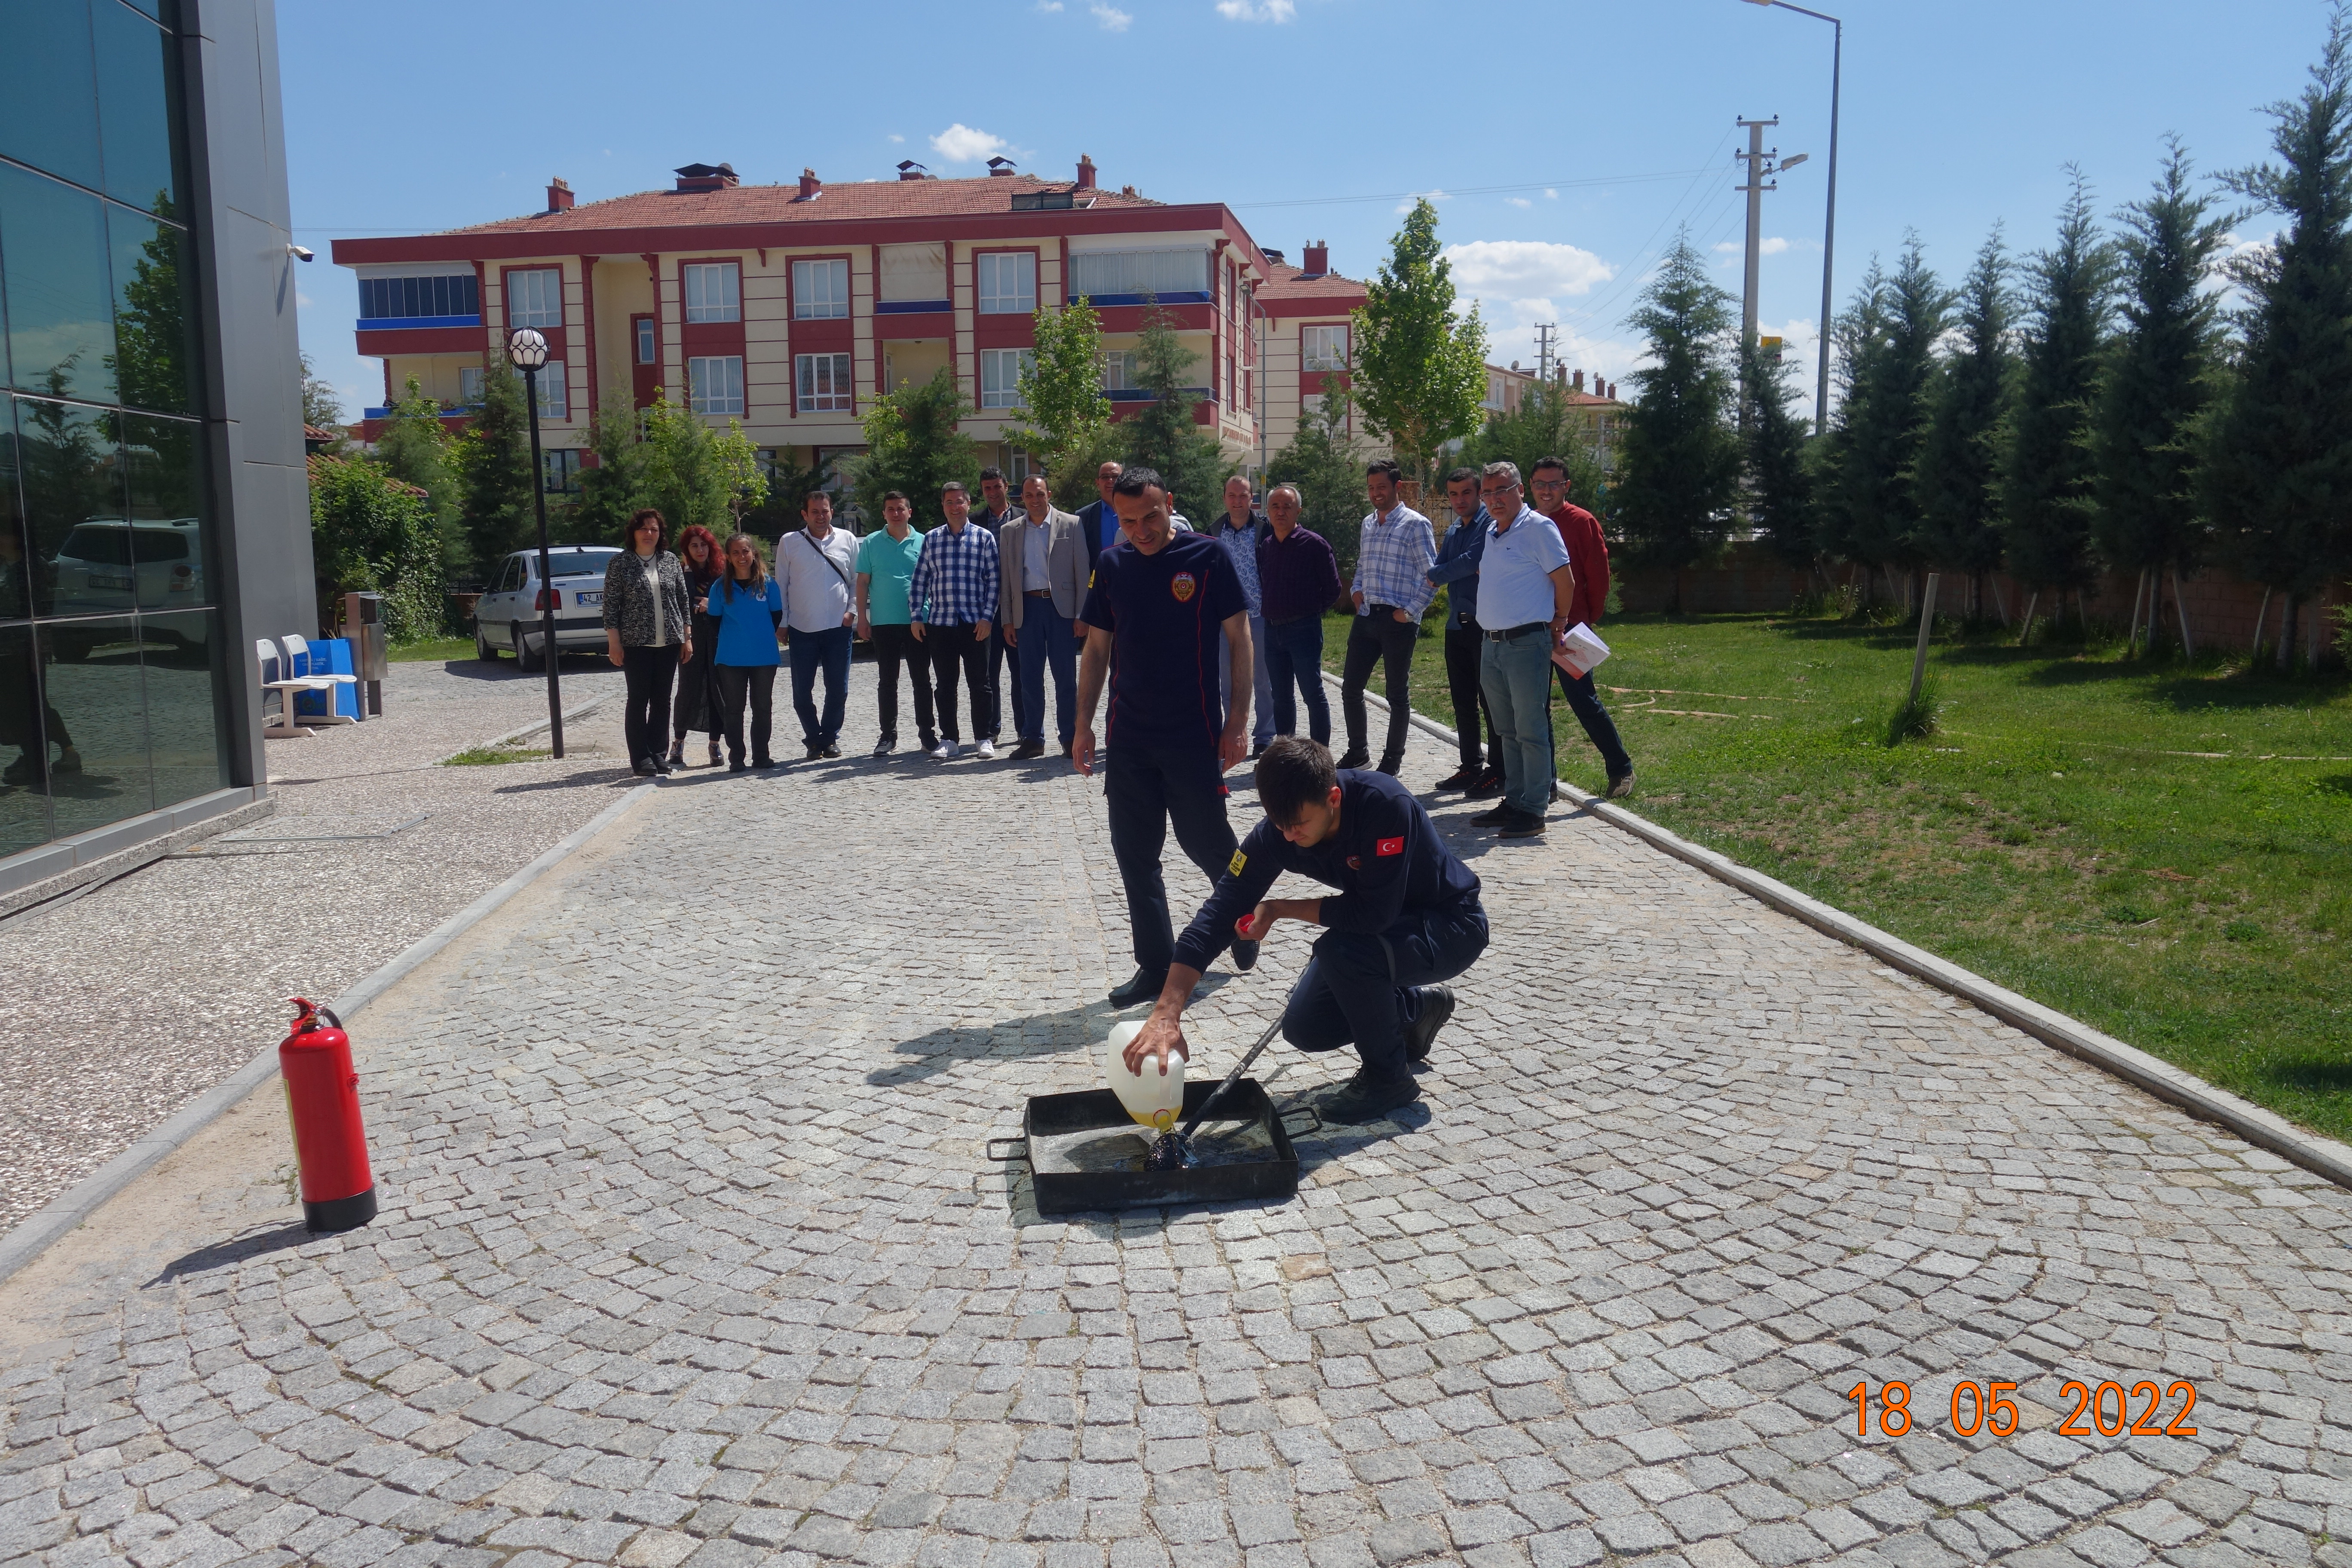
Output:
[1000,472,1093,758]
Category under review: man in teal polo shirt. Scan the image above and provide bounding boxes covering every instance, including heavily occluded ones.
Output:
[854,491,934,755]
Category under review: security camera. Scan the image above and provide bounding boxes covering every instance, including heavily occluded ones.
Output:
[288,244,314,262]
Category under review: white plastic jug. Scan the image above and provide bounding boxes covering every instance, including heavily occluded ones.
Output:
[1104,1021,1186,1131]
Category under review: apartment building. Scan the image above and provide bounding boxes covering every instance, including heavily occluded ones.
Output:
[334,157,1330,487]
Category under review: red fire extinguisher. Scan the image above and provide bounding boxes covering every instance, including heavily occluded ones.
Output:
[280,998,378,1233]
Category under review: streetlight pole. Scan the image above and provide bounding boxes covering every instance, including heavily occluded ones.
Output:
[506,328,565,758]
[1744,0,1841,435]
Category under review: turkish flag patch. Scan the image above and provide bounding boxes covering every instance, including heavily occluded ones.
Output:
[1376,836,1405,858]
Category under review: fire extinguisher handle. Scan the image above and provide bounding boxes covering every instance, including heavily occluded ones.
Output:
[320,1006,342,1030]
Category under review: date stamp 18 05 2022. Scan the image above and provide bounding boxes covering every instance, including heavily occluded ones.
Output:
[1845,1378,2199,1440]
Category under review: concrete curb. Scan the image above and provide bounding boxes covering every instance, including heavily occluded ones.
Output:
[0,778,659,1289]
[1328,672,2352,1190]
[478,693,611,753]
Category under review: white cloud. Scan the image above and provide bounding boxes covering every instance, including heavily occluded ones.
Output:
[1445,239,1613,301]
[1506,196,1531,209]
[930,123,1008,162]
[1544,188,1558,199]
[1036,0,1063,8]
[1393,188,1450,215]
[1216,0,1296,18]
[1091,2,1133,27]
[1712,236,1793,262]
[887,133,905,144]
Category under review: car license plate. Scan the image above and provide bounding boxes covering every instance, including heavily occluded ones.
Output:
[92,573,135,591]
[576,590,603,606]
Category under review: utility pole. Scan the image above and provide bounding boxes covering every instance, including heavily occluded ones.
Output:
[1532,322,1558,387]
[1734,116,1781,350]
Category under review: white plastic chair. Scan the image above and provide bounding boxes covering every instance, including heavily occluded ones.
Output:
[257,637,325,739]
[282,632,357,726]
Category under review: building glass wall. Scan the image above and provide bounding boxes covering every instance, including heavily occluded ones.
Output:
[0,0,230,859]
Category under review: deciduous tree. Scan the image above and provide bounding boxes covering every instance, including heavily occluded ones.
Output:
[1007,297,1111,479]
[1350,199,1488,486]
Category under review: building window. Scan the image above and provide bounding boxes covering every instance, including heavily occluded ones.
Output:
[635,318,656,364]
[543,450,584,495]
[980,348,1033,409]
[977,252,1036,315]
[1302,392,1347,433]
[793,258,849,319]
[531,361,568,420]
[688,356,745,415]
[358,274,479,321]
[459,366,484,404]
[1302,324,1349,372]
[796,352,853,413]
[1102,351,1136,391]
[1069,248,1210,301]
[683,262,741,323]
[505,268,562,329]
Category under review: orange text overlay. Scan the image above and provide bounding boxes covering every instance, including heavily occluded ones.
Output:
[1844,1379,2199,1440]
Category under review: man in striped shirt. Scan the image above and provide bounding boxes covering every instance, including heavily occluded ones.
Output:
[910,481,1002,760]
[1340,459,1436,775]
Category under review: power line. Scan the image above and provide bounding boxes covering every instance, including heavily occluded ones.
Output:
[1233,165,1719,211]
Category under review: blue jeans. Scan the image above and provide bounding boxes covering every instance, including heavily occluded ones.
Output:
[1479,629,1556,816]
[1261,615,1330,744]
[788,625,852,747]
[1219,611,1275,748]
[1555,664,1632,778]
[1015,600,1078,745]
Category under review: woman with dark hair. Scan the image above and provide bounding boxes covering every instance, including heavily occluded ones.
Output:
[602,508,692,776]
[705,532,786,770]
[667,524,725,769]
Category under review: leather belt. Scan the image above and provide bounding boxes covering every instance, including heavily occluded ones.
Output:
[1485,621,1547,643]
[1026,588,1053,597]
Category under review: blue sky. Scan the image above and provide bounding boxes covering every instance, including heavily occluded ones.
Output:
[285,0,2335,426]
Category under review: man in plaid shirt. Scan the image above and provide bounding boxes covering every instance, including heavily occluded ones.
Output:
[911,481,1002,760]
[1340,458,1437,774]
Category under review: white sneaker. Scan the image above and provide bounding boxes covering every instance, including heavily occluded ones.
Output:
[930,741,955,761]
[976,739,997,760]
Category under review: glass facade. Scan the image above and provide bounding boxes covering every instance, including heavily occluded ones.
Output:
[0,0,230,858]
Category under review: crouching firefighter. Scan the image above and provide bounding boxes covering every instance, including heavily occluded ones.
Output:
[1122,736,1490,1124]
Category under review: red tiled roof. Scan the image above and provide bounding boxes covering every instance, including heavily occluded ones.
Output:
[1257,262,1366,302]
[447,175,1163,237]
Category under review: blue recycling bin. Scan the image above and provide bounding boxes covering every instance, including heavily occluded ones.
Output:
[294,638,361,721]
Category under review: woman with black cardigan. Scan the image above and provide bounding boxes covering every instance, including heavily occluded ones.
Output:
[602,509,693,776]
[667,524,724,769]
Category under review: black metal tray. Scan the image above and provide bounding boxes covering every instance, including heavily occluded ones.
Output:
[989,1079,1315,1215]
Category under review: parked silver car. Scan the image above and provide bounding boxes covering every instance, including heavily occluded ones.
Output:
[472,546,620,672]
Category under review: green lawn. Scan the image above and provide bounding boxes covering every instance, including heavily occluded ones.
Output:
[389,634,476,663]
[1329,606,2352,1142]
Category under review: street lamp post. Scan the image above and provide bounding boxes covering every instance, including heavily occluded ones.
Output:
[506,327,564,758]
[1744,0,1841,435]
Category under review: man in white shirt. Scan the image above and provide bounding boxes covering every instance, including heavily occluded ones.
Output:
[997,474,1090,759]
[1468,462,1574,840]
[777,492,859,759]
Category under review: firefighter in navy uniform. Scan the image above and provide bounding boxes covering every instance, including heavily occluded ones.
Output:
[1122,736,1490,1124]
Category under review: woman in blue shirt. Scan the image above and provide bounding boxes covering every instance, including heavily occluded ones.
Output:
[707,533,786,770]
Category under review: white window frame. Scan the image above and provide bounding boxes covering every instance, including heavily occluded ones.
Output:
[792,258,850,320]
[635,318,657,364]
[533,361,568,420]
[1101,350,1136,392]
[1068,247,1210,300]
[1302,391,1348,434]
[977,251,1036,316]
[687,355,745,416]
[795,352,853,413]
[505,267,563,330]
[683,262,742,324]
[1301,324,1349,373]
[980,348,1034,410]
[458,366,484,404]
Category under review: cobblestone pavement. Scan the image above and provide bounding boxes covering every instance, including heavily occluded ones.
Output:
[5,670,2351,1568]
[0,656,625,1230]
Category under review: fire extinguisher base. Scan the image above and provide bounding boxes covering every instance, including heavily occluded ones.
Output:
[304,1185,377,1234]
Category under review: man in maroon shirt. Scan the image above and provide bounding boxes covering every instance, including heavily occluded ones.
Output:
[1531,456,1633,797]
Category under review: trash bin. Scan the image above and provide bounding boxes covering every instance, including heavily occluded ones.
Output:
[345,591,387,716]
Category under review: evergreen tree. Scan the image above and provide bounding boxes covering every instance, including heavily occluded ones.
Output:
[1913,229,2016,582]
[1813,261,1887,572]
[1123,297,1232,517]
[2091,139,2231,634]
[639,392,766,537]
[1460,381,1611,516]
[1822,236,1946,577]
[1350,198,1488,486]
[1613,234,1741,608]
[849,366,980,521]
[2202,3,2352,661]
[2000,170,2116,604]
[1738,336,1817,569]
[453,353,534,577]
[574,392,650,545]
[1266,385,1367,570]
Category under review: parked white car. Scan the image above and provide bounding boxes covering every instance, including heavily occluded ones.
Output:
[47,518,205,658]
[472,546,620,671]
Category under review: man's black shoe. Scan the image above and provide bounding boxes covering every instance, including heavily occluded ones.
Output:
[1335,749,1371,770]
[652,756,676,775]
[1011,740,1046,760]
[1321,1072,1421,1125]
[1231,938,1260,973]
[632,757,658,778]
[1375,756,1403,777]
[1108,967,1167,1008]
[1404,985,1455,1063]
[1470,802,1513,826]
[728,760,750,773]
[1464,768,1506,799]
[754,755,778,769]
[1499,808,1546,840]
[821,743,842,759]
[1434,766,1481,790]
[806,742,824,760]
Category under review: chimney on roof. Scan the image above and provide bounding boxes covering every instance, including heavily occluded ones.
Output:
[1302,240,1329,278]
[797,167,821,200]
[1076,154,1097,190]
[1605,381,1616,400]
[1120,184,1137,196]
[673,162,739,193]
[1262,248,1286,265]
[987,156,1017,178]
[897,159,928,181]
[545,176,573,213]
[1572,369,1585,392]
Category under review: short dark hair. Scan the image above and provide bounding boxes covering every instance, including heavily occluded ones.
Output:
[941,480,968,498]
[881,490,910,506]
[801,489,832,512]
[1254,737,1339,826]
[1111,466,1165,499]
[624,508,668,548]
[978,466,1004,483]
[1444,466,1479,488]
[1531,456,1570,480]
[1365,458,1402,483]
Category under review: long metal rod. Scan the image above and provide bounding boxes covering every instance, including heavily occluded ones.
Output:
[1176,1008,1288,1142]
[523,368,565,759]
[1760,1,1843,433]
